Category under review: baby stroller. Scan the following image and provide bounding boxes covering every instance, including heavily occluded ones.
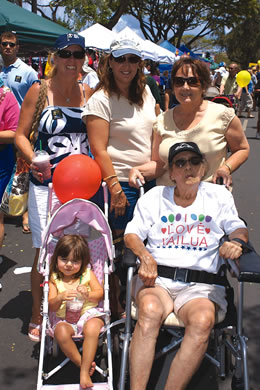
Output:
[36,189,123,390]
[205,86,239,113]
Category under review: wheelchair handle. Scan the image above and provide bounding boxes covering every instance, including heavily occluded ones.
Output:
[136,178,144,196]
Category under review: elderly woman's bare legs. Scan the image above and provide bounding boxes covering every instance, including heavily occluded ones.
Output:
[130,287,215,390]
[129,286,174,390]
[164,298,215,390]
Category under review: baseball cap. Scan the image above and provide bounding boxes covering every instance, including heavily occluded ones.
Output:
[168,142,203,165]
[54,33,85,51]
[110,38,142,58]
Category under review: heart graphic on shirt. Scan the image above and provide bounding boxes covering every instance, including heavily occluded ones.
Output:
[161,228,167,234]
[205,228,211,234]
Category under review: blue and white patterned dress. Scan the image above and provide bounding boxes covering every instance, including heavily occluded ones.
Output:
[28,84,102,247]
[31,103,90,186]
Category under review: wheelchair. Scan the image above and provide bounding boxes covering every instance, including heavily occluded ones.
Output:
[118,238,260,390]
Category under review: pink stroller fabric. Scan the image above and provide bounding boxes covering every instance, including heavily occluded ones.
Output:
[38,199,113,275]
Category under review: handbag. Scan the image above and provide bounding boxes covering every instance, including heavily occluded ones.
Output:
[0,80,47,216]
[0,157,30,216]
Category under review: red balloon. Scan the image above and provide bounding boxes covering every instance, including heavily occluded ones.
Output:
[52,154,102,203]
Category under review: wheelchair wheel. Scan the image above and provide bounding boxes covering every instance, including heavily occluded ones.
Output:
[52,338,60,358]
[231,375,244,390]
[44,335,53,357]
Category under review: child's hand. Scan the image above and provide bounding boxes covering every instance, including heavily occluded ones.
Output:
[77,285,89,300]
[61,290,78,301]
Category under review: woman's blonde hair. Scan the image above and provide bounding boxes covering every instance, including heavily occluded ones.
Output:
[95,54,146,107]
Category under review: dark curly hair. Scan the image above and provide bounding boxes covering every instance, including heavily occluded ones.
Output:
[95,54,146,107]
[50,234,91,280]
[171,57,212,92]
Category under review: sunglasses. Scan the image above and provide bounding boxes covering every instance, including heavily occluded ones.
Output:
[113,55,140,64]
[173,156,203,168]
[174,76,200,87]
[57,50,85,59]
[229,67,237,71]
[1,41,16,48]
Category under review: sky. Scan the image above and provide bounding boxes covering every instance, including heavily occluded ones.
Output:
[22,2,149,40]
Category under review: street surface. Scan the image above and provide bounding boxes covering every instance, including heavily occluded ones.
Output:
[0,114,260,390]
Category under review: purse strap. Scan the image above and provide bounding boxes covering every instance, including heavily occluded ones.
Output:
[29,79,48,147]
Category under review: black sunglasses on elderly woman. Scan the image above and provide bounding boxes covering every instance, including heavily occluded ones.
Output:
[57,50,85,59]
[113,55,141,64]
[173,156,203,168]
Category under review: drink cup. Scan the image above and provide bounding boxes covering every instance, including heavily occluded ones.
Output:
[32,150,51,181]
[65,298,84,324]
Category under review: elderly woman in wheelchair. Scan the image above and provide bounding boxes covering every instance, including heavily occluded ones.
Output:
[124,141,248,390]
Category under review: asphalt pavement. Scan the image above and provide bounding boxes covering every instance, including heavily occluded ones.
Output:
[0,113,260,390]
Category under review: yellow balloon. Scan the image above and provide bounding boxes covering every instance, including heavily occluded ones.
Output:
[258,60,260,66]
[236,71,251,88]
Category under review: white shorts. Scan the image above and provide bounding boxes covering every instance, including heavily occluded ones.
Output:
[28,183,61,248]
[133,275,227,317]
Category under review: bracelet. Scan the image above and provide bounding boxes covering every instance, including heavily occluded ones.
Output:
[224,162,232,174]
[110,180,119,188]
[114,189,123,195]
[103,174,117,181]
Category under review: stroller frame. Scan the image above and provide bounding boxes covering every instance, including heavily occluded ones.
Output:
[118,243,260,390]
[36,195,119,390]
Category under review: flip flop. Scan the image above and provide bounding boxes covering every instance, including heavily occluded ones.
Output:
[22,224,31,234]
[28,322,41,342]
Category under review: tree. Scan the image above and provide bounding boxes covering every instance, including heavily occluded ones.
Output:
[219,11,260,69]
[14,0,260,49]
[129,0,259,47]
[21,0,131,30]
[181,35,215,53]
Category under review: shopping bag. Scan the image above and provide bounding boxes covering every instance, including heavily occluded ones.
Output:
[0,157,30,216]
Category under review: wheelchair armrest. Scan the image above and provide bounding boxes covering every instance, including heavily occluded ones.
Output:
[238,242,260,283]
[122,247,138,268]
[221,236,260,283]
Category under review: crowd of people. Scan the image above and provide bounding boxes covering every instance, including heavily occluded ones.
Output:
[0,30,258,389]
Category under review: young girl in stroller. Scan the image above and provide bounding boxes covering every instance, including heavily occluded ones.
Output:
[48,234,105,389]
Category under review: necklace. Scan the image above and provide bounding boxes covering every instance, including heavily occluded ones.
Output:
[52,82,78,103]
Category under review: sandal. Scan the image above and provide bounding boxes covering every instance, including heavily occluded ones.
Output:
[22,224,31,234]
[28,322,41,342]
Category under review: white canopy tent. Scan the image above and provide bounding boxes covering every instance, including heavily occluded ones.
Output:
[143,40,176,63]
[79,24,176,64]
[79,23,116,51]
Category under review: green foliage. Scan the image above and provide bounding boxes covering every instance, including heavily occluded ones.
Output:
[20,0,260,48]
[214,52,230,66]
[220,10,260,69]
[128,0,259,47]
[181,35,215,52]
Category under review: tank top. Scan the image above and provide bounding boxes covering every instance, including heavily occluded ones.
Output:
[52,269,97,318]
[31,82,91,186]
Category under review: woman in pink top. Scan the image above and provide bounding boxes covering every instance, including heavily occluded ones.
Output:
[0,78,20,252]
